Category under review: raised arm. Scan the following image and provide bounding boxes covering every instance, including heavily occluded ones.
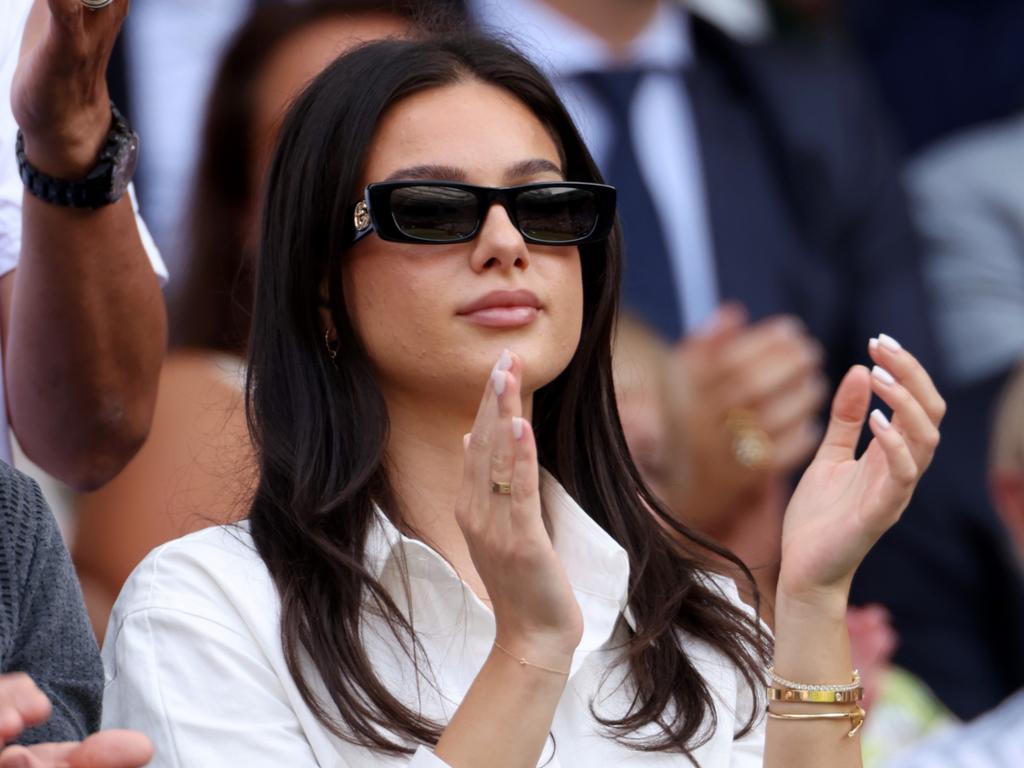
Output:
[435,352,583,768]
[764,336,945,767]
[2,0,165,490]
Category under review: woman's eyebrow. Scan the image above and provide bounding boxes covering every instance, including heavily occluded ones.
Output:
[384,164,466,181]
[505,158,564,181]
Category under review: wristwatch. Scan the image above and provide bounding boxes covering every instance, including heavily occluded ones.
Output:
[15,103,140,209]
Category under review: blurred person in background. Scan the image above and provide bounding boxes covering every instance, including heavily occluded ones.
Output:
[72,0,414,640]
[839,0,1024,157]
[991,364,1024,575]
[468,0,1024,718]
[868,365,1024,768]
[906,111,1024,391]
[0,462,151,767]
[0,0,166,491]
[0,0,164,763]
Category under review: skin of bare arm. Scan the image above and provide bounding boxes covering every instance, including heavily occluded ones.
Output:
[2,0,166,490]
[765,339,944,767]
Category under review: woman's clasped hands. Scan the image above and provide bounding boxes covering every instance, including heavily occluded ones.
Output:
[456,350,583,674]
[779,335,946,609]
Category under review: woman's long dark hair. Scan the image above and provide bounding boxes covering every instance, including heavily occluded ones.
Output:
[247,33,769,758]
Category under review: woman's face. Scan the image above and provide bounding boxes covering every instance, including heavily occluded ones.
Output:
[342,80,585,410]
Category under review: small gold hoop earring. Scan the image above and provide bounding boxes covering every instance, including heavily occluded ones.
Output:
[324,328,339,363]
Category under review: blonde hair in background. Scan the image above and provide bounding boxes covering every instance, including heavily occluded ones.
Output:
[991,363,1024,473]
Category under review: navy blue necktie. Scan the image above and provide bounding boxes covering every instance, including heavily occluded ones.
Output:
[577,69,682,340]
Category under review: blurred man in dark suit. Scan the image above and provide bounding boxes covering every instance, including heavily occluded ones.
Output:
[467,0,1024,718]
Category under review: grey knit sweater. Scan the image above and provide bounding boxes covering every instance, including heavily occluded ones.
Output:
[0,461,102,743]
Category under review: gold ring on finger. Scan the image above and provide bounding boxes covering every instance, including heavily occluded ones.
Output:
[80,0,114,9]
[490,481,512,495]
[725,409,773,470]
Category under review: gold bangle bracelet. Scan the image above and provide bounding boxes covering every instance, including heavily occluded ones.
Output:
[768,686,864,704]
[766,705,866,738]
[493,642,570,677]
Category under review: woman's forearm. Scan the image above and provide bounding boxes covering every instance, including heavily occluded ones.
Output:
[762,588,862,768]
[434,645,569,768]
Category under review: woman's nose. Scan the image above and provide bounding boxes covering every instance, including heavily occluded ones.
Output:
[469,203,531,272]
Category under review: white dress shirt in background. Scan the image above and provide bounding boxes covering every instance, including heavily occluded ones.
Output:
[102,471,765,766]
[471,0,721,333]
[0,0,167,467]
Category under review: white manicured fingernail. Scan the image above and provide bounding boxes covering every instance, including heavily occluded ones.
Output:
[869,337,879,352]
[879,333,902,352]
[871,365,896,386]
[870,408,891,429]
[512,417,524,440]
[463,433,471,450]
[491,369,506,395]
[495,349,513,372]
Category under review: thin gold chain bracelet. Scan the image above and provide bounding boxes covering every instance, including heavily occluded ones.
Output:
[493,641,570,677]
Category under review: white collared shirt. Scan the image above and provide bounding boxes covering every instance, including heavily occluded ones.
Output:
[471,0,719,334]
[0,0,168,465]
[102,471,764,766]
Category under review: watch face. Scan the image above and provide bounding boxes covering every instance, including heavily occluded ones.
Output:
[110,132,140,199]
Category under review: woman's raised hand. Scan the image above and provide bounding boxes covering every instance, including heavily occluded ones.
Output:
[456,351,583,670]
[778,335,946,608]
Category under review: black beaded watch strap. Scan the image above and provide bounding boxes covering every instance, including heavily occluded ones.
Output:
[15,103,138,209]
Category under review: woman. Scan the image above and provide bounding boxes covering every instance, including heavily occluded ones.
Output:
[72,1,412,640]
[101,33,945,767]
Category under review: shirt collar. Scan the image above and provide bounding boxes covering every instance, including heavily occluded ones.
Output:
[469,0,693,76]
[364,469,633,674]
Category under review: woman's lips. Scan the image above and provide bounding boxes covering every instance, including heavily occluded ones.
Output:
[460,306,540,328]
[457,289,542,328]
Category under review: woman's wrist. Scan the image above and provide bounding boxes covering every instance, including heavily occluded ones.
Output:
[771,584,853,687]
[492,631,578,676]
[775,576,851,626]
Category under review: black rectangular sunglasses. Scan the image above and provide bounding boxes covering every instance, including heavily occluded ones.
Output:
[348,180,617,246]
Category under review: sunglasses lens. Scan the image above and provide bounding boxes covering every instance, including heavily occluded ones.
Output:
[389,186,479,241]
[516,186,599,243]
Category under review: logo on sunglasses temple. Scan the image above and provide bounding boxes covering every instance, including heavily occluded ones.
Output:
[353,201,371,232]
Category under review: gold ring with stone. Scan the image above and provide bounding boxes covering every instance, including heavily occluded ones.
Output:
[725,409,773,469]
[490,481,512,495]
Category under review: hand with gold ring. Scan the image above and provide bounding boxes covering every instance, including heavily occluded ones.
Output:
[455,350,582,672]
[725,408,773,470]
[657,305,828,529]
[13,0,130,179]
